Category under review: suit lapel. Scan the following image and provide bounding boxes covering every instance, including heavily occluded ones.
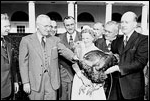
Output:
[62,32,70,48]
[6,42,11,63]
[30,33,44,60]
[45,37,53,57]
[1,41,11,63]
[117,36,124,54]
[1,47,8,59]
[122,31,138,53]
[103,40,109,52]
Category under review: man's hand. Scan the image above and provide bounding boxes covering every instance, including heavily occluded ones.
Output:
[57,43,74,59]
[14,82,19,93]
[104,65,120,74]
[23,83,31,94]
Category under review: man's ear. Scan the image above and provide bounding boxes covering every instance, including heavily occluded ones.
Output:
[36,25,39,29]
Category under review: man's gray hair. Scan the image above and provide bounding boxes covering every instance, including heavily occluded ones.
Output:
[105,21,119,35]
[36,14,51,24]
[1,13,9,20]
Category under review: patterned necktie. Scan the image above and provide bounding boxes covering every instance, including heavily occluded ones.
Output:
[41,37,45,49]
[69,34,74,51]
[124,35,128,47]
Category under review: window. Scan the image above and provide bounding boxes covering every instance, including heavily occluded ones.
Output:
[11,11,29,21]
[17,26,25,33]
[78,12,94,22]
[46,12,62,22]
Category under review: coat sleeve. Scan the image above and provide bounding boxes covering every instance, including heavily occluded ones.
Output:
[11,46,19,83]
[57,37,74,62]
[19,37,30,84]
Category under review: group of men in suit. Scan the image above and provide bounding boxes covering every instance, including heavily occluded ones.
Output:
[1,11,148,100]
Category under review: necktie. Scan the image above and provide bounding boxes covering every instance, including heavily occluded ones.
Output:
[124,36,128,46]
[69,34,74,51]
[41,37,45,49]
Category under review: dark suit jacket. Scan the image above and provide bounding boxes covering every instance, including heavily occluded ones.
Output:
[95,37,110,52]
[1,36,18,98]
[58,31,82,82]
[111,31,148,99]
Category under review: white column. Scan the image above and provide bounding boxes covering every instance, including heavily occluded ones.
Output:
[141,3,149,35]
[67,1,75,18]
[28,1,36,33]
[75,2,78,30]
[105,2,113,24]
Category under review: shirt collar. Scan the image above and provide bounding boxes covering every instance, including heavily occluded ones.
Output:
[67,31,76,42]
[106,40,112,46]
[37,32,46,43]
[123,30,134,41]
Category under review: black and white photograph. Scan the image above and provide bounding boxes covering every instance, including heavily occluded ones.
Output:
[1,1,149,100]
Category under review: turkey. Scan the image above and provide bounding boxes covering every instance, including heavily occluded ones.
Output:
[77,50,119,83]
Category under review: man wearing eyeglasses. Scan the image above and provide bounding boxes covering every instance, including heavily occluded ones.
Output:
[94,21,119,99]
[19,14,74,100]
[49,20,58,36]
[93,22,104,40]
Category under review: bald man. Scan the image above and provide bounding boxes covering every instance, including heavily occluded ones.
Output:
[105,11,148,100]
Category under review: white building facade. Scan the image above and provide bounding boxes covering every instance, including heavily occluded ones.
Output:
[1,1,149,35]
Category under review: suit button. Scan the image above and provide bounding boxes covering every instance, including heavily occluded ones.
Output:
[40,74,42,76]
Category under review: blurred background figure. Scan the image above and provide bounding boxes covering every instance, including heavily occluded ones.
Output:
[93,22,104,40]
[81,25,91,31]
[50,20,58,36]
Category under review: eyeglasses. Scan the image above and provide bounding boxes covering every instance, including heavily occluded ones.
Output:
[38,23,51,29]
